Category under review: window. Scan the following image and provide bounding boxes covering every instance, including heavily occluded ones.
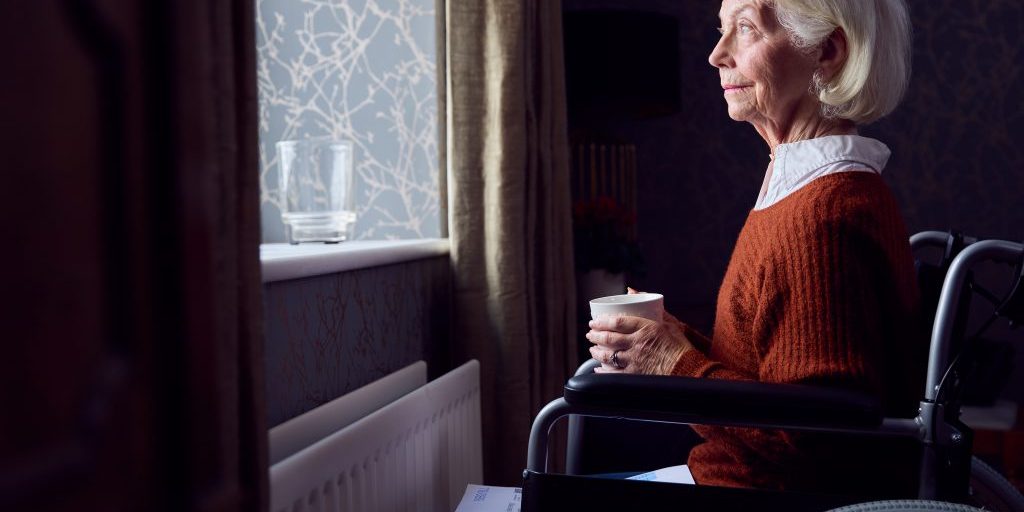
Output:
[256,0,440,243]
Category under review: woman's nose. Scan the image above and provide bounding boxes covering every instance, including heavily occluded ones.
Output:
[708,36,731,69]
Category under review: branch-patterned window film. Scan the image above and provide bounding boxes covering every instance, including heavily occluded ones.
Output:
[256,0,439,242]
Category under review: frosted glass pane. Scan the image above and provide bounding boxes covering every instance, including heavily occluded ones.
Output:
[256,0,439,242]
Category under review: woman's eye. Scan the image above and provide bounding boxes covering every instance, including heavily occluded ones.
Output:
[738,24,753,35]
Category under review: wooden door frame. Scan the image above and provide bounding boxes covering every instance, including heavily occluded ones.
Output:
[0,0,266,510]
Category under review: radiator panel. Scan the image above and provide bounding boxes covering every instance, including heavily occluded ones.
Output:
[269,361,428,465]
[270,360,482,512]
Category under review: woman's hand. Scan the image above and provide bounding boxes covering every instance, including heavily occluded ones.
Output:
[586,311,694,375]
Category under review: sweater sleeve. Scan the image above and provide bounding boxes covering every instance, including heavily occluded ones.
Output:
[674,212,896,479]
[668,312,759,382]
[670,335,748,380]
[754,213,890,392]
[671,219,889,386]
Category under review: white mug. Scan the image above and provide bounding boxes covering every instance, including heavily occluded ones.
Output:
[589,293,664,321]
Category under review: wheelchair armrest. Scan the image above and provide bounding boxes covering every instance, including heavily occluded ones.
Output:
[565,373,884,429]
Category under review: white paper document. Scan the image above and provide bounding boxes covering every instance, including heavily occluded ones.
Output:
[626,464,695,484]
[455,484,522,512]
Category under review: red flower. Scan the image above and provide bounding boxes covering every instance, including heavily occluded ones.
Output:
[572,197,642,274]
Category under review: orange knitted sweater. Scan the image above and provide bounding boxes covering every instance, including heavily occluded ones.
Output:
[671,172,927,496]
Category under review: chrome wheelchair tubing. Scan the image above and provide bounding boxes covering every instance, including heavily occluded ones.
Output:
[925,239,1024,401]
[528,398,571,472]
[574,358,601,376]
[910,230,956,251]
[527,396,923,473]
[565,359,603,474]
[910,230,979,253]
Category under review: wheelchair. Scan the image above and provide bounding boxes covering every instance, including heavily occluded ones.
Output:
[524,231,1024,511]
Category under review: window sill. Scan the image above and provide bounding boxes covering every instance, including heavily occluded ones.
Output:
[260,238,450,283]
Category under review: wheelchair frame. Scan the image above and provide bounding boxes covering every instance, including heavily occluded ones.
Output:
[524,232,1024,509]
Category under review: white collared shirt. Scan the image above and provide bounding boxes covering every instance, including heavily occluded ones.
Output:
[754,135,891,210]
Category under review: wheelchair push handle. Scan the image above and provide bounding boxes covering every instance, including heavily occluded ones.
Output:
[925,238,1024,401]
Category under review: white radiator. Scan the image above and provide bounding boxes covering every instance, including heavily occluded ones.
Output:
[269,361,428,465]
[270,360,482,512]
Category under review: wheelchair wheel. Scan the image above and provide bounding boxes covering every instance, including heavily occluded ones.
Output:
[825,500,983,511]
[967,455,1024,512]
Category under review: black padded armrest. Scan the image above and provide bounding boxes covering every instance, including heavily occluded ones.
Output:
[565,373,883,429]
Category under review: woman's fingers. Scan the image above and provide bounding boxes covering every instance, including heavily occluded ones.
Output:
[587,315,651,350]
[588,308,696,376]
[589,346,632,372]
[589,315,645,334]
[585,329,632,349]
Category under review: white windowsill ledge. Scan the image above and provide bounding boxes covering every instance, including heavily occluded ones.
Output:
[260,238,450,283]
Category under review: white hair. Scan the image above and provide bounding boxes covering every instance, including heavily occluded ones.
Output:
[773,0,912,125]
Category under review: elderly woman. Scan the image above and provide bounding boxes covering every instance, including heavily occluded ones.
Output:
[587,0,924,497]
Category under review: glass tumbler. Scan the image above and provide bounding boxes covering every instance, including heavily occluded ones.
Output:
[276,138,357,243]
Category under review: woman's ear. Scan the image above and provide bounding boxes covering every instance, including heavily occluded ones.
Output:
[818,28,848,82]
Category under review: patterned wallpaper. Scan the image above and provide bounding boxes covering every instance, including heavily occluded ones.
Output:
[867,0,1024,239]
[563,0,1024,335]
[256,0,440,243]
[262,257,450,427]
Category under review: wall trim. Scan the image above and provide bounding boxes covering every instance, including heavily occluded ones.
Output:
[260,239,450,283]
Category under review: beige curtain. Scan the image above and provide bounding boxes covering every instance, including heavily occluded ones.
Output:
[439,0,577,485]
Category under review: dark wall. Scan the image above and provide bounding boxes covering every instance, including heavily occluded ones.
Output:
[564,0,1024,334]
[262,257,450,427]
[869,0,1024,238]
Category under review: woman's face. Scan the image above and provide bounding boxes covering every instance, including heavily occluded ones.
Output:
[709,0,819,130]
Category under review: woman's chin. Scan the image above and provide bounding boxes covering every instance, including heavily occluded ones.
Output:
[725,107,750,122]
